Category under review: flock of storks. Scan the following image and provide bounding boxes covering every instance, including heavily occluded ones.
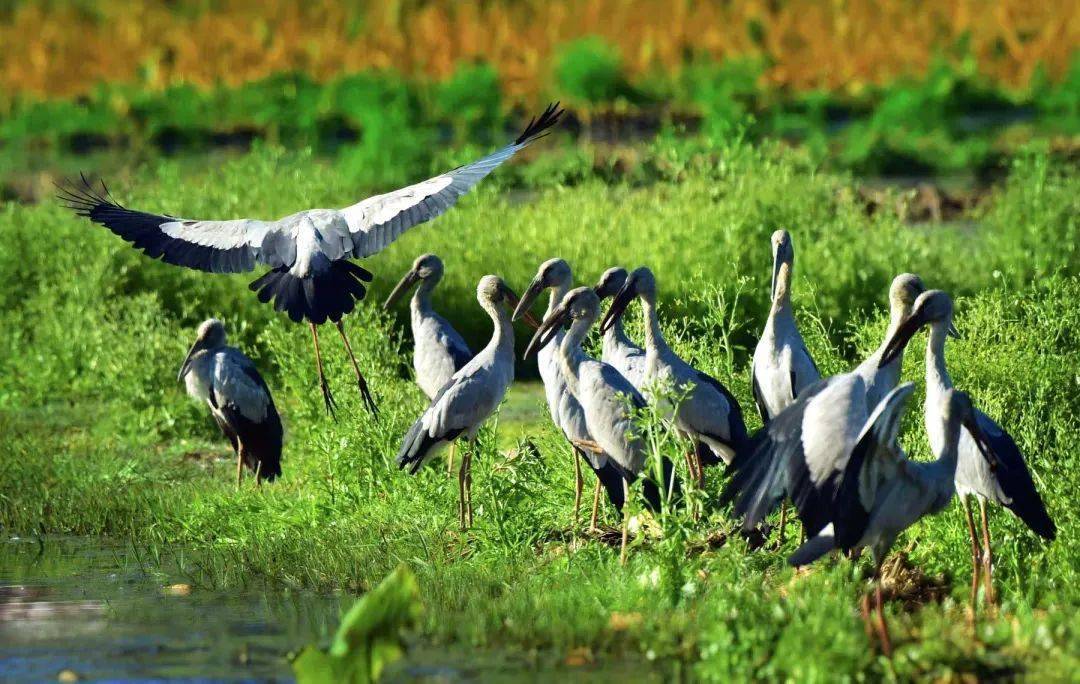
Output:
[60,103,1055,655]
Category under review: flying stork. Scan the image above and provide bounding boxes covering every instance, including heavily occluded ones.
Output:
[61,103,563,419]
[178,318,283,487]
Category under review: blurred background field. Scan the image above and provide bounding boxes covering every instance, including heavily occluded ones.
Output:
[1,0,1078,200]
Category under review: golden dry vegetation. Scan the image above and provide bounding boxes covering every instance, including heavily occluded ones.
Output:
[2,0,1077,101]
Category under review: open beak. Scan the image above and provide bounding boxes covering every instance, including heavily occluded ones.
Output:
[383,270,420,310]
[599,279,635,333]
[525,303,569,358]
[511,275,545,323]
[878,310,928,369]
[178,340,201,382]
[502,284,541,329]
[963,413,998,473]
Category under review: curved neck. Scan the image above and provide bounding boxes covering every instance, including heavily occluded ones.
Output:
[411,278,437,313]
[925,322,952,395]
[545,281,571,319]
[558,318,591,395]
[640,295,670,356]
[481,302,514,355]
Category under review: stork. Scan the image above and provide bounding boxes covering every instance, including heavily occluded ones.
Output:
[396,276,537,530]
[594,267,647,390]
[721,269,929,538]
[877,289,1056,615]
[750,230,821,541]
[513,259,622,530]
[789,385,995,657]
[384,254,472,474]
[61,103,563,419]
[526,287,678,563]
[600,267,748,487]
[851,273,928,409]
[751,230,820,422]
[178,318,282,487]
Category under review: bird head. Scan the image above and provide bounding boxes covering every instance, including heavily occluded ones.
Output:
[179,318,226,381]
[478,275,539,328]
[525,286,600,358]
[383,253,444,309]
[879,289,959,367]
[600,266,654,333]
[770,229,794,301]
[512,258,572,322]
[594,266,629,300]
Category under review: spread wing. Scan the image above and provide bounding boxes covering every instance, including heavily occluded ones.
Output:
[341,103,563,258]
[58,176,286,275]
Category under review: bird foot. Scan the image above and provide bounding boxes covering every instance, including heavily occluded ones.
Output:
[320,377,338,419]
[357,376,379,418]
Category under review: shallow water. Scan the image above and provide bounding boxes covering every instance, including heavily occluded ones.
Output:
[0,536,666,682]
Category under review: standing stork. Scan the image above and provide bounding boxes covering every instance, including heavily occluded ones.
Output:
[601,267,748,486]
[877,289,1056,615]
[751,230,820,542]
[722,274,926,534]
[384,254,472,474]
[751,230,820,422]
[396,276,537,530]
[178,318,283,487]
[526,287,678,563]
[61,103,563,419]
[513,259,622,530]
[789,385,996,656]
[594,267,647,391]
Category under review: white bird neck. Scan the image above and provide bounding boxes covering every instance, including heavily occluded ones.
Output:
[480,299,515,357]
[410,278,438,314]
[557,317,591,396]
[924,322,953,396]
[545,280,572,319]
[603,309,637,353]
[639,295,671,358]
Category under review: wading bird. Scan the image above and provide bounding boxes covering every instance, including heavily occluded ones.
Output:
[601,267,748,486]
[61,103,563,419]
[397,276,537,530]
[852,273,929,408]
[384,254,472,473]
[178,318,282,487]
[594,267,647,391]
[514,259,624,530]
[750,230,821,541]
[877,289,1056,615]
[722,274,925,533]
[527,287,677,563]
[751,230,820,422]
[789,385,995,657]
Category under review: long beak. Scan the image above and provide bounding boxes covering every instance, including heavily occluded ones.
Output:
[383,270,420,310]
[878,310,927,368]
[599,280,635,333]
[963,413,998,473]
[771,249,782,301]
[178,341,201,382]
[947,321,961,339]
[524,303,569,358]
[502,284,541,330]
[511,275,545,323]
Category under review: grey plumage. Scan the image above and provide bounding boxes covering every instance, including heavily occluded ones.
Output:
[384,254,472,400]
[179,319,282,484]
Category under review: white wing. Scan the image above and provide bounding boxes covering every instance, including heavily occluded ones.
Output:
[341,103,563,258]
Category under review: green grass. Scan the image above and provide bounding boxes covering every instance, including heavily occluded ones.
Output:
[0,140,1077,679]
